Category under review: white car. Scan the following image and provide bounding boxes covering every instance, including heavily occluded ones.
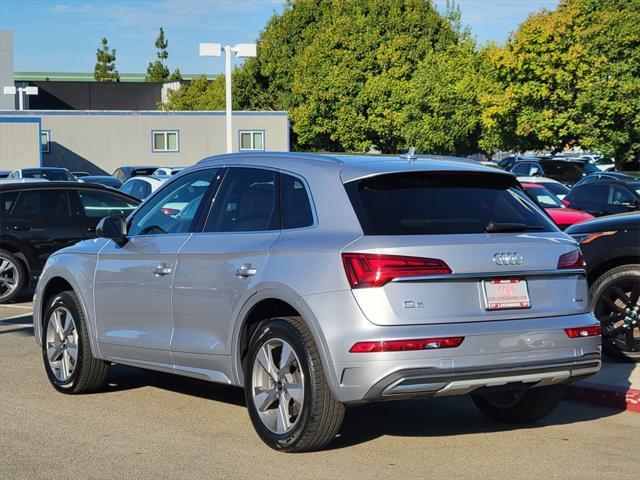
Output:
[153,167,185,176]
[517,175,570,200]
[580,155,615,172]
[119,175,169,200]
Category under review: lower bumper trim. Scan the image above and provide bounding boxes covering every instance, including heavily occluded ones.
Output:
[363,354,601,401]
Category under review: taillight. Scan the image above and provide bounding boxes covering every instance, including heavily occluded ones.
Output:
[564,326,601,338]
[350,336,464,353]
[342,253,452,289]
[557,249,585,270]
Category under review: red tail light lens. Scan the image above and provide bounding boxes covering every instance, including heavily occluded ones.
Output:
[564,326,601,338]
[557,249,585,270]
[350,336,465,353]
[342,253,452,289]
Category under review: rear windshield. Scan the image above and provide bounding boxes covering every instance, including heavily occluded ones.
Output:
[345,172,556,235]
[22,169,73,181]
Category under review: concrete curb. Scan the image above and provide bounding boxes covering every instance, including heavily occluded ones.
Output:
[564,381,640,413]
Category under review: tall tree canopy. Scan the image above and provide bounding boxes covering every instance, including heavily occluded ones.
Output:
[484,0,640,166]
[146,27,182,82]
[94,37,119,82]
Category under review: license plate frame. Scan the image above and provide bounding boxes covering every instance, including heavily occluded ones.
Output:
[482,279,531,310]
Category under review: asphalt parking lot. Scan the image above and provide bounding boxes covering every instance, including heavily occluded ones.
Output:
[2,299,640,480]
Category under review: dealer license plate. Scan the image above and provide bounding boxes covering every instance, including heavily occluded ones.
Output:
[483,279,531,310]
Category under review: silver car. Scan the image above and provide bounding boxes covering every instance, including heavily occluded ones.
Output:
[34,152,601,452]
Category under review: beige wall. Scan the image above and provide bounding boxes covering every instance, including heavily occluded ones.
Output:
[0,30,14,111]
[0,111,289,174]
[0,120,39,170]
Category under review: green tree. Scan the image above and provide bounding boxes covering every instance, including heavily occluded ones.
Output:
[94,37,119,82]
[484,0,640,168]
[164,75,225,110]
[146,27,182,82]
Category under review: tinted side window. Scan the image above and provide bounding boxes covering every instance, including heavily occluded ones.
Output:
[204,168,278,232]
[609,185,635,205]
[281,174,313,229]
[11,189,72,217]
[568,185,609,203]
[0,191,18,216]
[128,169,217,236]
[77,189,139,218]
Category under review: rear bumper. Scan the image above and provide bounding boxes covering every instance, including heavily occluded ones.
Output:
[362,354,600,401]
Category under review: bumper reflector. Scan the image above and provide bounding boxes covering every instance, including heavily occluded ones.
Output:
[350,336,465,353]
[564,326,601,338]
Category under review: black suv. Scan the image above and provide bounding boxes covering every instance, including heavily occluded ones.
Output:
[567,213,640,362]
[507,158,600,186]
[564,177,640,217]
[0,182,139,303]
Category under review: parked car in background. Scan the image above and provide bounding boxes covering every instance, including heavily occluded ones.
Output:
[521,183,593,229]
[498,155,540,170]
[71,171,91,178]
[8,167,76,182]
[119,175,169,200]
[78,175,124,189]
[0,182,139,303]
[579,154,615,172]
[33,152,600,452]
[564,177,640,217]
[154,167,185,176]
[517,175,570,200]
[507,158,600,186]
[573,172,638,187]
[112,166,160,181]
[0,170,10,178]
[567,213,640,362]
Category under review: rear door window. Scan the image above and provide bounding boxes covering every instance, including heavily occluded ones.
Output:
[345,173,555,235]
[77,189,139,218]
[567,184,609,203]
[204,168,279,232]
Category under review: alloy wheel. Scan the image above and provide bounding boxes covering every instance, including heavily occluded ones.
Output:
[251,338,305,435]
[0,256,18,299]
[45,307,79,382]
[595,278,640,353]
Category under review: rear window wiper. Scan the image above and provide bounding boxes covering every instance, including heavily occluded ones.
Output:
[485,222,544,233]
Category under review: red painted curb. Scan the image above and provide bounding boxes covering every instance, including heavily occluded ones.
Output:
[564,381,640,413]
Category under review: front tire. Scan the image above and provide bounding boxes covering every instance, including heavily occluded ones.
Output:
[472,385,563,423]
[244,316,345,452]
[42,291,110,393]
[0,249,27,304]
[591,264,640,362]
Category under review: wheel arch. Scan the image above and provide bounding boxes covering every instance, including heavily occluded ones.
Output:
[231,285,340,396]
[0,237,37,279]
[587,255,640,285]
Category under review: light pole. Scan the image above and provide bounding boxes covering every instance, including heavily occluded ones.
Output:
[3,85,39,111]
[199,42,257,153]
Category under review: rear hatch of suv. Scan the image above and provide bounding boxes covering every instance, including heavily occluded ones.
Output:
[342,171,588,326]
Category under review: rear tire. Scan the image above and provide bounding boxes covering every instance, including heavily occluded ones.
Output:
[591,264,640,363]
[244,316,345,452]
[42,291,110,393]
[0,249,27,304]
[472,385,563,423]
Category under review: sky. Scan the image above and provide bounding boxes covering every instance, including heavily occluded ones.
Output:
[0,0,559,75]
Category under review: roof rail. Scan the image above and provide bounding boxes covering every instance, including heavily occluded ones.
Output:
[197,151,344,165]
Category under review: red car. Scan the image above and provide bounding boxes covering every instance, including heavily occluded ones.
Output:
[522,183,594,229]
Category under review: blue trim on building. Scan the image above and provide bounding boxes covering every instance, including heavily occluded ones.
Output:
[0,110,288,117]
[0,116,42,166]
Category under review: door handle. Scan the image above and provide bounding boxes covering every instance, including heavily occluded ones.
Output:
[153,263,173,277]
[236,263,257,278]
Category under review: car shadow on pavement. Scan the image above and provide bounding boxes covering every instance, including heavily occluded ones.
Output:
[0,315,34,336]
[104,364,246,407]
[327,395,621,450]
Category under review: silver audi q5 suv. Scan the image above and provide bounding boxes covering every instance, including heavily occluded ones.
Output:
[35,152,601,452]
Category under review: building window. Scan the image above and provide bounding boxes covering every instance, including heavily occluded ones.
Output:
[239,130,265,151]
[152,130,179,152]
[41,131,50,153]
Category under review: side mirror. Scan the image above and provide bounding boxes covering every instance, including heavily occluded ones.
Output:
[96,214,128,246]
